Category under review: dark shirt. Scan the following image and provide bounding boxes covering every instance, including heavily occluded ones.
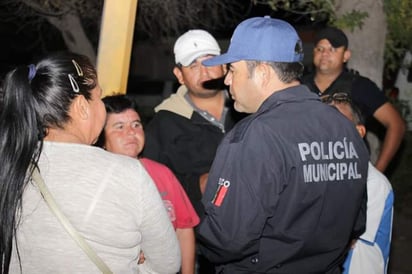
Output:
[302,70,387,118]
[142,87,243,216]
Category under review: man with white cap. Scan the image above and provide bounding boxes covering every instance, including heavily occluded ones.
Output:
[142,29,243,273]
[196,16,370,273]
[143,29,243,215]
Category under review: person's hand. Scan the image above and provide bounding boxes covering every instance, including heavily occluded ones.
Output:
[350,239,357,249]
[199,173,209,194]
[137,251,145,264]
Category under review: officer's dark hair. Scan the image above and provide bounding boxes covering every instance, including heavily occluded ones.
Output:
[246,60,304,83]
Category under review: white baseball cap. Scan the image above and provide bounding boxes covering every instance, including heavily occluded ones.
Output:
[174,29,221,67]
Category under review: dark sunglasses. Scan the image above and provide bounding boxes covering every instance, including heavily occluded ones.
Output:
[320,92,352,104]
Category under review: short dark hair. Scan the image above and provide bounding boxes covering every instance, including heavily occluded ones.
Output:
[246,61,304,83]
[347,101,364,125]
[322,92,365,125]
[102,94,139,115]
[95,95,140,148]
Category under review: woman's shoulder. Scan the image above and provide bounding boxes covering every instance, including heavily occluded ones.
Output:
[43,142,148,182]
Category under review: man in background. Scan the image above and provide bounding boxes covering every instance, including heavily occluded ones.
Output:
[301,26,405,173]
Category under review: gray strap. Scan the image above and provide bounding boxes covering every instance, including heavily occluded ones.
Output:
[31,168,113,274]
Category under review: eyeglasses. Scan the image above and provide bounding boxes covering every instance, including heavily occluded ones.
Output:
[320,92,351,104]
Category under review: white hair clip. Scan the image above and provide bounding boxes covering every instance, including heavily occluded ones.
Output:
[71,59,83,77]
[68,74,80,93]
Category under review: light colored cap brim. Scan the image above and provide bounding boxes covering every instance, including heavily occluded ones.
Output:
[178,49,221,67]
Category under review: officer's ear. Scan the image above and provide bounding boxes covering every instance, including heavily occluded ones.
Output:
[256,62,272,85]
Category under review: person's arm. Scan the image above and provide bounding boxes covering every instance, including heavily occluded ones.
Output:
[373,102,406,172]
[137,168,181,273]
[197,126,275,264]
[199,173,209,195]
[359,163,393,243]
[143,159,200,274]
[176,228,196,274]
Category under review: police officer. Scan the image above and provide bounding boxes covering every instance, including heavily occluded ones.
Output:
[196,16,370,273]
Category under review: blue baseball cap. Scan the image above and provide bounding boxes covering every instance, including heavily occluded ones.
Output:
[203,16,303,66]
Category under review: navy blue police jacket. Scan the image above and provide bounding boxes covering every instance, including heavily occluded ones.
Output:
[197,85,369,274]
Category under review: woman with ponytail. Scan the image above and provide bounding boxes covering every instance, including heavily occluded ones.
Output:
[0,52,180,274]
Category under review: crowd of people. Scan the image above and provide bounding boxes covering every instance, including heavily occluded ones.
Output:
[0,15,404,274]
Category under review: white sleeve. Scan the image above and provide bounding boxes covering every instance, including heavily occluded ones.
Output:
[346,241,385,274]
[136,165,181,273]
[360,163,392,243]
